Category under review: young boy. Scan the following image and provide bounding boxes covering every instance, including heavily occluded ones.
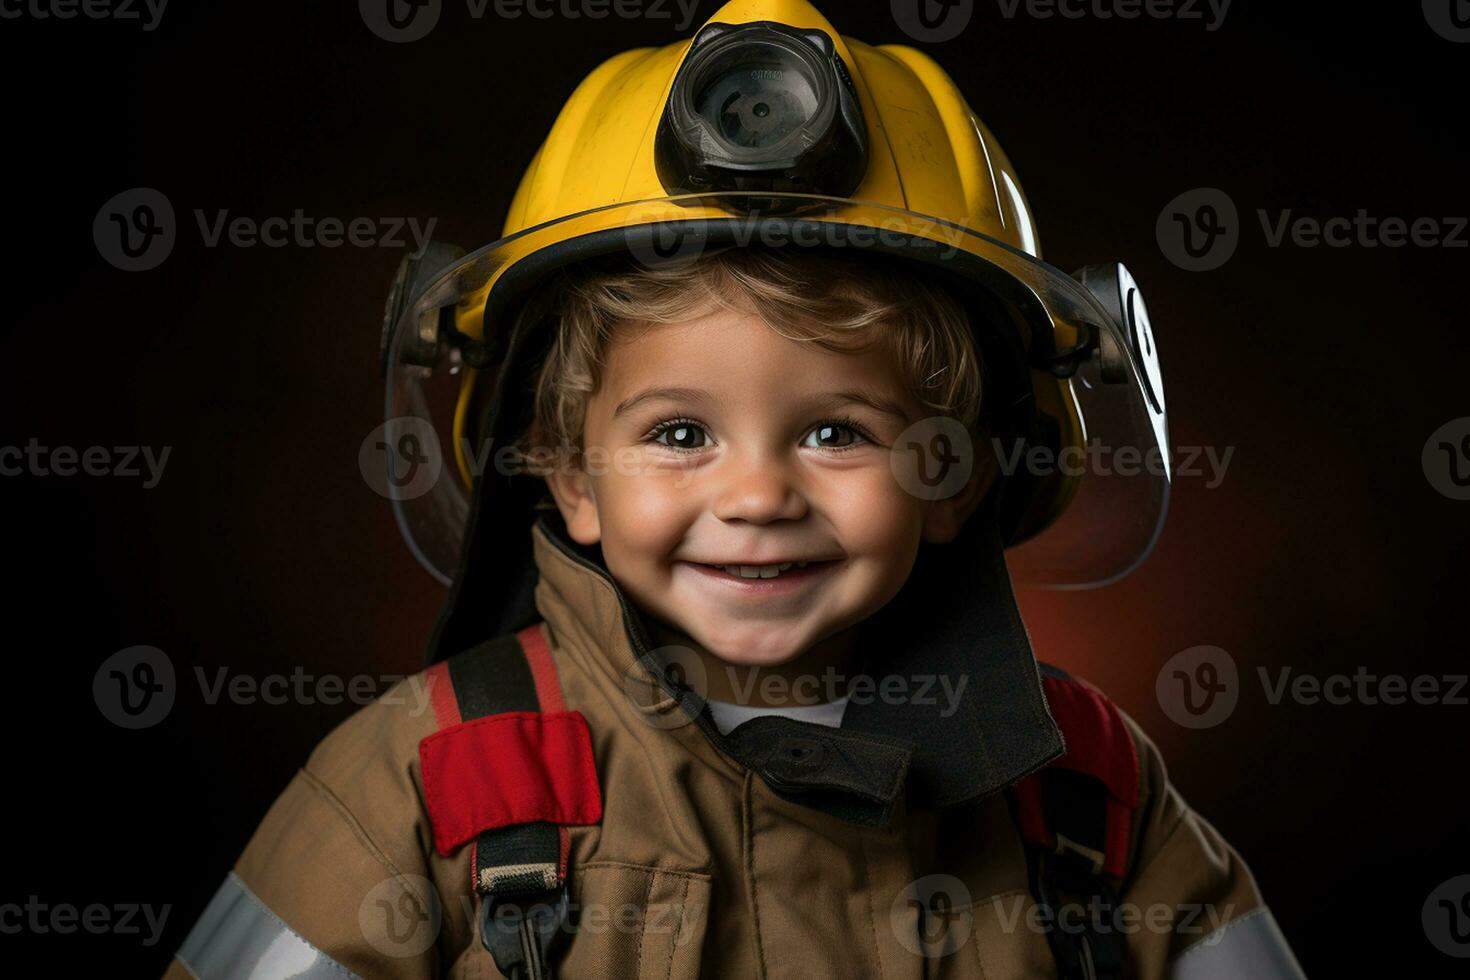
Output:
[167,2,1305,978]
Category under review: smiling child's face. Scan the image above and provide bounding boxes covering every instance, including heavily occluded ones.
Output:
[545,304,986,669]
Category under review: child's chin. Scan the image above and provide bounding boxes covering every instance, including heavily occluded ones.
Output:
[691,624,813,669]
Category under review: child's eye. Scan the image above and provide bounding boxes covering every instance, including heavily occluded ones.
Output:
[650,420,713,451]
[802,422,868,450]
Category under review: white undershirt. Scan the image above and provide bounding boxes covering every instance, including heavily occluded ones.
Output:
[705,695,851,735]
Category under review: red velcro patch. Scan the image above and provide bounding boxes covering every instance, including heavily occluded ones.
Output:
[419,710,602,858]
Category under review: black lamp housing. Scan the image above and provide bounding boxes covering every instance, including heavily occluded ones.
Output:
[654,21,869,203]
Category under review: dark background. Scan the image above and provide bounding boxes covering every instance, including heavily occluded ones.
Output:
[3,1,1466,975]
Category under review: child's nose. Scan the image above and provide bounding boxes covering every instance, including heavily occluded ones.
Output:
[709,457,809,525]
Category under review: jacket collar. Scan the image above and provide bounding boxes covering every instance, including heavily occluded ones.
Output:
[520,490,1063,827]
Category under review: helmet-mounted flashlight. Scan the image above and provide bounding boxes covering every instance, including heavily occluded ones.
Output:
[654,21,868,203]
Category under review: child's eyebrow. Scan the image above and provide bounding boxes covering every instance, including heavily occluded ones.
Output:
[612,386,710,418]
[612,386,910,422]
[809,390,911,423]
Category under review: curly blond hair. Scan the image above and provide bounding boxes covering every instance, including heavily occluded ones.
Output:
[517,247,984,464]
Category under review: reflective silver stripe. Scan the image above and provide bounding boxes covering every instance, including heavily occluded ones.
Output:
[176,871,362,980]
[1167,907,1307,980]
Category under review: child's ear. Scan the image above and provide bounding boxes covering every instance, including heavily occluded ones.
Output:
[920,436,998,545]
[544,460,602,546]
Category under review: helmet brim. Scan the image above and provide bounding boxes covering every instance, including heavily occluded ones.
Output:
[381,193,1168,589]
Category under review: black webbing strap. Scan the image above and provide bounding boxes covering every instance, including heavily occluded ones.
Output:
[445,631,570,980]
[1014,664,1130,980]
[1024,769,1126,980]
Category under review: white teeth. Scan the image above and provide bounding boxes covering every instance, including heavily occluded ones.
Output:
[718,563,801,579]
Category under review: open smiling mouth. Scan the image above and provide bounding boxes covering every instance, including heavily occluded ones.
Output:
[682,559,842,588]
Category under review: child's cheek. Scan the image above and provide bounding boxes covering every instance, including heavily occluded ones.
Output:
[819,461,927,558]
[597,467,697,567]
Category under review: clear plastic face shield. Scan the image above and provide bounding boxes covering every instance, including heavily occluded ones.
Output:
[376,195,1169,590]
[1005,262,1169,588]
[377,244,470,586]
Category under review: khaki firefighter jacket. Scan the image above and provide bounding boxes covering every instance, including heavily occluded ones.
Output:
[165,518,1304,979]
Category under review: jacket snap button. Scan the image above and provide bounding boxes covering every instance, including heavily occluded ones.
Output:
[778,737,826,770]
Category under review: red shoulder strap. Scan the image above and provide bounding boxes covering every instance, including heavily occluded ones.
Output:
[418,625,602,887]
[1013,668,1141,879]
